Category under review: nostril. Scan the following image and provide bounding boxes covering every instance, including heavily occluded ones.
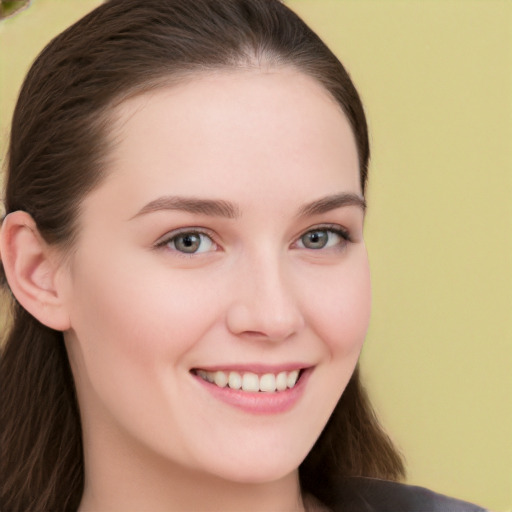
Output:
[243,330,267,338]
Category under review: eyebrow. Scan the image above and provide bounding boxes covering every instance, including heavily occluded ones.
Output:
[297,193,366,217]
[131,192,365,220]
[131,195,241,219]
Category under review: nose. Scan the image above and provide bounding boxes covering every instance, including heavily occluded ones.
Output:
[225,255,305,343]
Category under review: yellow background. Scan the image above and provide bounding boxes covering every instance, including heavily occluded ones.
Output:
[1,1,511,510]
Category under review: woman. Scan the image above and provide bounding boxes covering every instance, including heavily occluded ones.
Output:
[0,1,488,510]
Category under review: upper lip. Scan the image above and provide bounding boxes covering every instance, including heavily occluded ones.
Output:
[191,363,310,374]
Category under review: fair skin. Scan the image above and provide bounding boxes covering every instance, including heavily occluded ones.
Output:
[1,68,370,511]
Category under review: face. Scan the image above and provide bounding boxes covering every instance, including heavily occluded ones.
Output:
[62,68,371,484]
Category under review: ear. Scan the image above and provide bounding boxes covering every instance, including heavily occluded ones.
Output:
[0,211,71,331]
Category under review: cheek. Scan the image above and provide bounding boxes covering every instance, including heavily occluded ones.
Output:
[64,259,226,449]
[301,251,372,356]
[69,261,220,361]
[64,257,224,426]
[297,252,371,431]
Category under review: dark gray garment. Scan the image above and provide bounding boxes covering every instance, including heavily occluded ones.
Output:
[329,477,489,512]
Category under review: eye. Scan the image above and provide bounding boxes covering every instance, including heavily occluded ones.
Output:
[157,230,216,254]
[296,227,350,250]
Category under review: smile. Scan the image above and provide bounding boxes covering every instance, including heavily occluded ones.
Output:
[191,366,311,414]
[193,369,301,393]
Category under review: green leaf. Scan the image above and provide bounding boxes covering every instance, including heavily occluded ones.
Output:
[0,0,32,20]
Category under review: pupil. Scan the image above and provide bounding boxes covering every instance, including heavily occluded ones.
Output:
[183,235,194,247]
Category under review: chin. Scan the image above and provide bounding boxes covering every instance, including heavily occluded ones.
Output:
[211,463,298,485]
[197,446,307,485]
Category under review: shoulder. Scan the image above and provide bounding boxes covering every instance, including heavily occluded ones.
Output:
[330,477,489,512]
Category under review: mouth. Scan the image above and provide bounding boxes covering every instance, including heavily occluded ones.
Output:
[191,366,311,414]
[191,368,304,393]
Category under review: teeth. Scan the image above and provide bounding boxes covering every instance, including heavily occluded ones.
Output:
[196,369,302,392]
[259,373,276,392]
[197,370,214,383]
[228,371,242,390]
[214,371,228,388]
[242,373,259,392]
[276,371,288,391]
[287,370,299,388]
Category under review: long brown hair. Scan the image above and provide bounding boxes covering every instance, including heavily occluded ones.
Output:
[0,1,404,510]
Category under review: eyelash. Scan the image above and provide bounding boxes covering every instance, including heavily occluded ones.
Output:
[154,228,219,257]
[154,224,352,256]
[295,224,351,251]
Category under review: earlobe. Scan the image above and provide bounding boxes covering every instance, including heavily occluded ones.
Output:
[0,211,71,331]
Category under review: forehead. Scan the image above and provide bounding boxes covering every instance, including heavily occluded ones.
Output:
[91,68,361,217]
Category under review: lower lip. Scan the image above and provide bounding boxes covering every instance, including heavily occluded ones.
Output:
[193,369,311,415]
